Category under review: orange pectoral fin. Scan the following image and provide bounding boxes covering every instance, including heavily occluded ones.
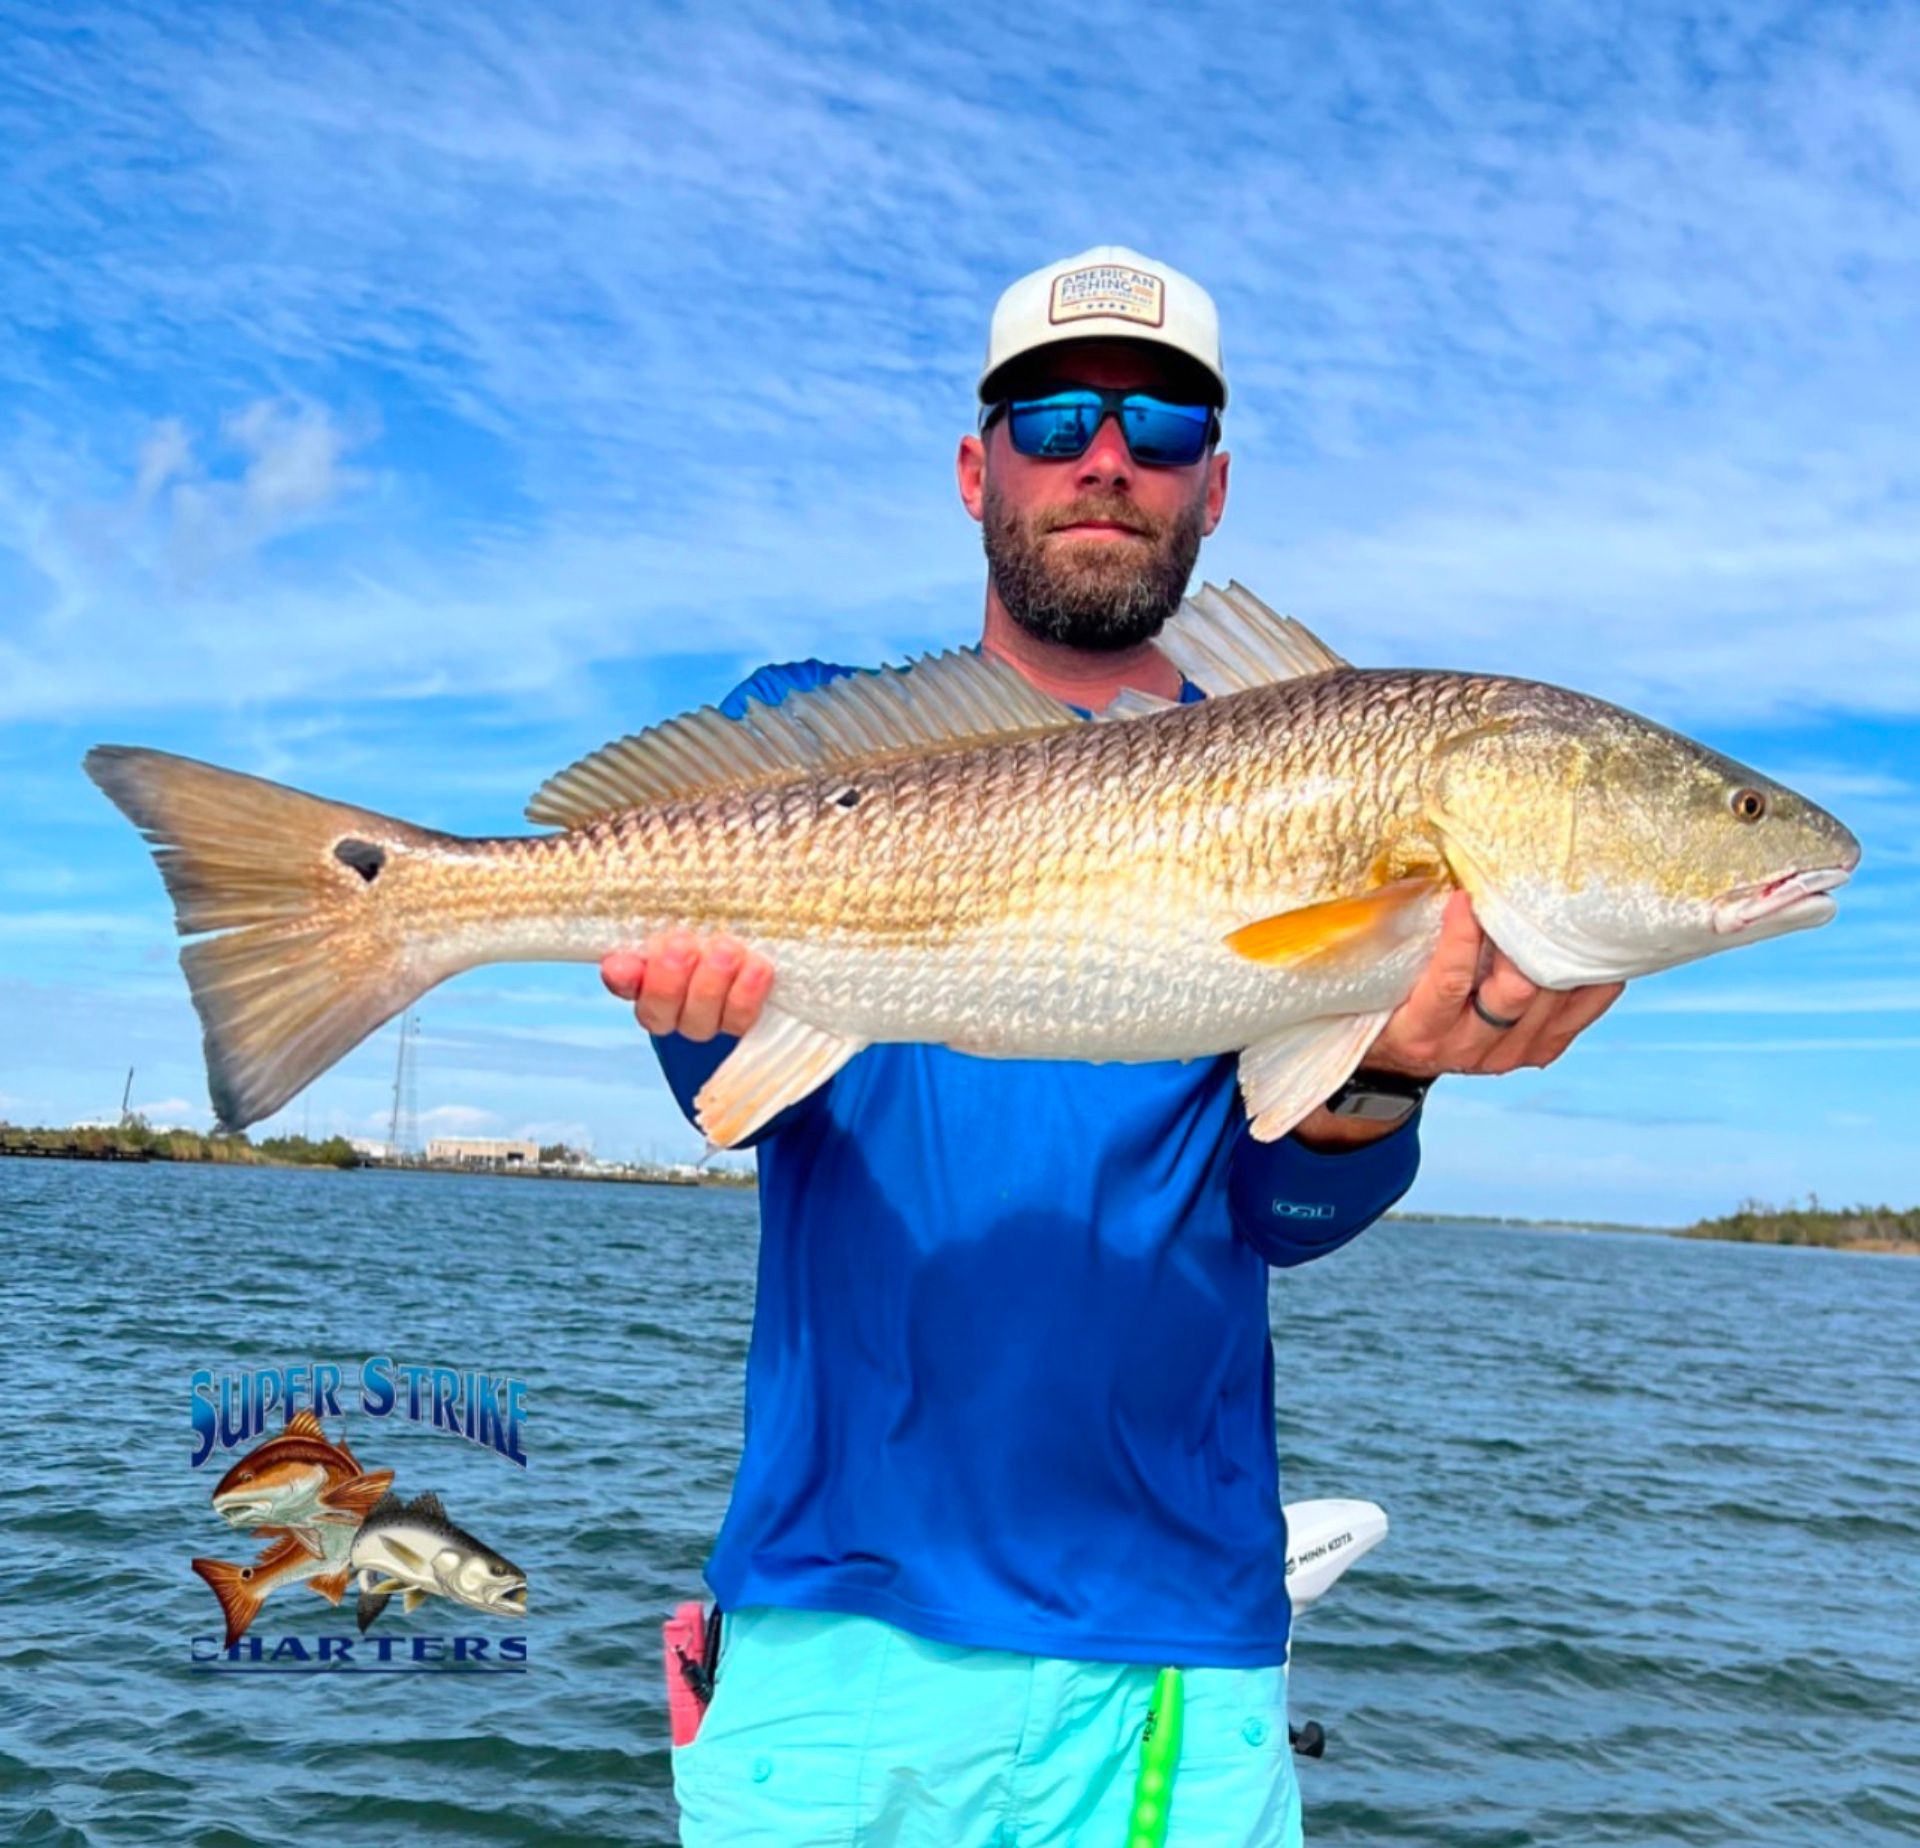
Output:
[320,1470,395,1524]
[1225,877,1445,966]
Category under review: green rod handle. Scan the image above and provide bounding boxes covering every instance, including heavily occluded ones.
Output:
[1125,1665,1185,1848]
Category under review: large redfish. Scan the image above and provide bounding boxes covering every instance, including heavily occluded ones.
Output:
[85,586,1858,1147]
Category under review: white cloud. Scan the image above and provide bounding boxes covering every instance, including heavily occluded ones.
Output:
[4,1,1919,723]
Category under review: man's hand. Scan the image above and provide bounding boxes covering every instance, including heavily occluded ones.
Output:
[600,929,774,1041]
[1294,892,1624,1150]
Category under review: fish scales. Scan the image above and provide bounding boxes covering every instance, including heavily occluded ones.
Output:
[381,672,1470,1057]
[83,582,1858,1138]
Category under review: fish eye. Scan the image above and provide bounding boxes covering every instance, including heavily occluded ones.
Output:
[1730,787,1767,823]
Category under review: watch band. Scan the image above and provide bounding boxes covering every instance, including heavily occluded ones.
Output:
[1323,1068,1431,1126]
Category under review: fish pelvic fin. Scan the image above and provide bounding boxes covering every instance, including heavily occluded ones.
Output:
[1239,1011,1395,1142]
[309,1568,352,1605]
[694,1004,867,1148]
[192,1555,270,1650]
[82,746,451,1131]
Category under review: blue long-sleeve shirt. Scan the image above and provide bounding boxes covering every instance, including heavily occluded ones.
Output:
[652,657,1421,1666]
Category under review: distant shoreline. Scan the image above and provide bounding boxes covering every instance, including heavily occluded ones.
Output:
[1391,1205,1919,1256]
[0,1125,754,1189]
[7,1128,1911,1246]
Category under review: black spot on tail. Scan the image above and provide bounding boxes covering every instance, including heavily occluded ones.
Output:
[334,838,386,882]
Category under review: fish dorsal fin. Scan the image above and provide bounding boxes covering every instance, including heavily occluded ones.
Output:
[527,648,1082,828]
[284,1410,326,1441]
[409,1491,448,1522]
[1096,686,1181,721]
[1157,581,1348,697]
[367,1490,406,1522]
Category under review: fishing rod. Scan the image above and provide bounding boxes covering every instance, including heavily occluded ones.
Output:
[1124,1498,1386,1848]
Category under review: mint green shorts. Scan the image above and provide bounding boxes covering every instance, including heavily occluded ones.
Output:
[671,1606,1304,1847]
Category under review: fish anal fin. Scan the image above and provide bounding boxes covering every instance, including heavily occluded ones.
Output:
[1239,1011,1393,1142]
[403,1588,428,1614]
[310,1568,351,1605]
[526,650,1082,829]
[695,1005,866,1148]
[1226,877,1445,968]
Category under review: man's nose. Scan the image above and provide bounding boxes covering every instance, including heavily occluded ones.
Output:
[1073,412,1133,489]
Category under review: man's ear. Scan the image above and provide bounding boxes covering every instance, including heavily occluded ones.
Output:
[956,432,987,522]
[1203,448,1230,537]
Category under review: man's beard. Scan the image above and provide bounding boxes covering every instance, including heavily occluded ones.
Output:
[981,480,1206,653]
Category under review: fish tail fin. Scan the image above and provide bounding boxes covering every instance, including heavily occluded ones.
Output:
[192,1555,268,1649]
[84,746,453,1131]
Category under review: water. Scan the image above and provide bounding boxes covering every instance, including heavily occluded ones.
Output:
[3,1162,1915,1847]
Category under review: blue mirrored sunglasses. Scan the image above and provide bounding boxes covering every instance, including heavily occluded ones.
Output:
[981,387,1219,468]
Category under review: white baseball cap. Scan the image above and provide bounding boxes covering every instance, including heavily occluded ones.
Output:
[979,245,1227,407]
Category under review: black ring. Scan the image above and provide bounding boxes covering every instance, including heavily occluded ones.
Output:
[1470,987,1524,1031]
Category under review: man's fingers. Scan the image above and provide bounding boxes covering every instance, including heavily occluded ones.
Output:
[601,949,646,1001]
[718,954,775,1038]
[1427,892,1484,1012]
[678,940,741,1040]
[1529,982,1625,1065]
[635,934,697,1036]
[1467,949,1540,1034]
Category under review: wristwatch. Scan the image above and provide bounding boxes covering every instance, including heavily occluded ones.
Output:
[1322,1069,1431,1126]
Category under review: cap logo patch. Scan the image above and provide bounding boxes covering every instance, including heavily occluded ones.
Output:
[1049,263,1165,328]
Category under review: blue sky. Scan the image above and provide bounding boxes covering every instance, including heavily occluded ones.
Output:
[3,0,1915,1222]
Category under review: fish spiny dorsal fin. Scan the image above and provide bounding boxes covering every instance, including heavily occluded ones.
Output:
[284,1410,327,1441]
[526,647,1082,829]
[409,1490,448,1523]
[367,1490,407,1522]
[1156,581,1348,697]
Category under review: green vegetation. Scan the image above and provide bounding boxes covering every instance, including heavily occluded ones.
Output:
[0,1118,361,1167]
[1681,1197,1920,1253]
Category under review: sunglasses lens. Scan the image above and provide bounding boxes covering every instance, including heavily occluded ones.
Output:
[1122,397,1212,466]
[1002,391,1212,466]
[1007,392,1103,459]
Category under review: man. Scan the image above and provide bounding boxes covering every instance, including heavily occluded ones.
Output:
[603,248,1621,1845]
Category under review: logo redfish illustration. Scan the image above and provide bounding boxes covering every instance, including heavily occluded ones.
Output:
[192,1410,393,1646]
[206,1408,392,1551]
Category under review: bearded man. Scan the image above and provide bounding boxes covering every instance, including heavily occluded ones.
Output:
[604,248,1622,1846]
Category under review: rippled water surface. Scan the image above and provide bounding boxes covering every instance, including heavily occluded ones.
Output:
[3,1161,1916,1846]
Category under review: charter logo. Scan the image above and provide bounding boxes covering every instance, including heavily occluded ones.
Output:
[188,1358,530,1674]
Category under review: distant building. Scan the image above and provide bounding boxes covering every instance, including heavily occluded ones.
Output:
[426,1136,540,1169]
[349,1137,393,1162]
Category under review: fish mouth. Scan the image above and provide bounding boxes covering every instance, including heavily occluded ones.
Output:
[214,1496,278,1527]
[1712,864,1854,936]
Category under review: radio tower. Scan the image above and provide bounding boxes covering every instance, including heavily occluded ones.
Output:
[386,1011,420,1161]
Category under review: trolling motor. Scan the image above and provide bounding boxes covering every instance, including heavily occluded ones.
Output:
[1126,1498,1388,1847]
[1280,1497,1389,1758]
